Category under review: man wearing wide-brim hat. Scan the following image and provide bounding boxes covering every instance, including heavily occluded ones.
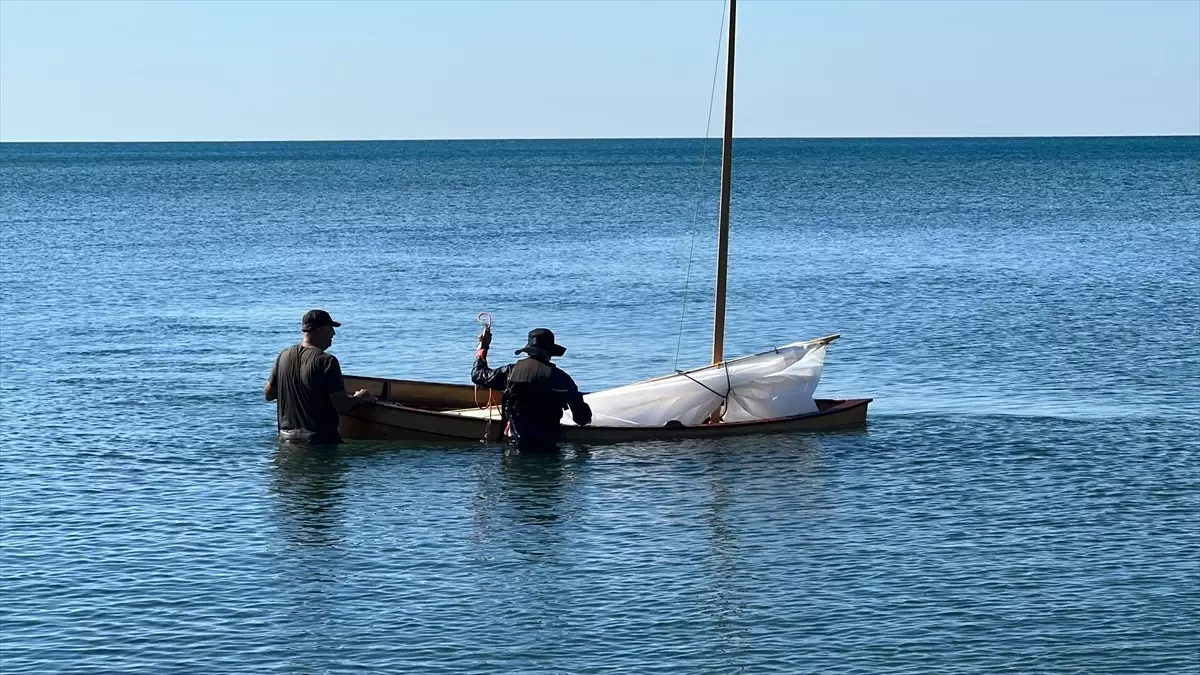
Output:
[471,326,592,451]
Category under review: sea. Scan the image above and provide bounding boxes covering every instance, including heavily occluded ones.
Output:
[1,137,1197,674]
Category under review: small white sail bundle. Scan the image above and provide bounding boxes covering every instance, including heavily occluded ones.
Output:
[569,338,830,427]
[450,336,834,428]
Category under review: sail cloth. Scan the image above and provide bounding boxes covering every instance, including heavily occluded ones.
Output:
[452,338,830,428]
[570,341,827,427]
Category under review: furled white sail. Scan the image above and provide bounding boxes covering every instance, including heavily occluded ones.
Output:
[449,337,830,428]
[570,340,826,427]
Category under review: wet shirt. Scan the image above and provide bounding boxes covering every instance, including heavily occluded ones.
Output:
[269,345,345,443]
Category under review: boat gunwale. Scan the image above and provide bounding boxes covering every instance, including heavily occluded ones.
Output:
[353,396,872,431]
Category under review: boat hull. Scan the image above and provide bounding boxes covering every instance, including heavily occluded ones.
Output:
[340,374,870,444]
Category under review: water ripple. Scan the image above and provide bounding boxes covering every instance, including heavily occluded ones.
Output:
[3,138,1198,673]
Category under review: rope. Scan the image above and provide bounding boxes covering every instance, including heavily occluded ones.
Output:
[673,0,730,373]
[720,360,734,422]
[674,368,726,399]
[473,312,497,443]
[674,359,737,424]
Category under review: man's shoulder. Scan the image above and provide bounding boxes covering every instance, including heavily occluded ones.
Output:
[313,350,341,367]
[285,346,340,367]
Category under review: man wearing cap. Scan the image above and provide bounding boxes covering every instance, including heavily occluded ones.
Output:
[265,309,374,444]
[472,327,592,452]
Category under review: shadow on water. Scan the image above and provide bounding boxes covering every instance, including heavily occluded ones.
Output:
[269,442,351,547]
[497,447,580,523]
[470,445,592,560]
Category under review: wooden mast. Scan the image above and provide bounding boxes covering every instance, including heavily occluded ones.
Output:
[712,0,736,365]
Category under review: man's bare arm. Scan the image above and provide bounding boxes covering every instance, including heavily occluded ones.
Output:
[330,389,373,415]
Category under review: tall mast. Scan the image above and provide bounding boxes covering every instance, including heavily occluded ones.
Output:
[712,0,736,365]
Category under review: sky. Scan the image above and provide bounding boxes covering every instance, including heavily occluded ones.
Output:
[0,0,1197,142]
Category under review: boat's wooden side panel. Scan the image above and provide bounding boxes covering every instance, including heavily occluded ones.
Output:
[345,374,501,410]
[563,399,870,441]
[339,397,504,442]
[339,396,870,444]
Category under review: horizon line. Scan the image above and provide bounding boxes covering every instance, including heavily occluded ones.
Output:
[2,133,1198,145]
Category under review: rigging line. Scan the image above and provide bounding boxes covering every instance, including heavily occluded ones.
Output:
[673,367,727,400]
[673,0,729,373]
[720,359,734,421]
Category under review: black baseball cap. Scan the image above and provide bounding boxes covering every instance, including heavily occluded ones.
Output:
[301,309,341,331]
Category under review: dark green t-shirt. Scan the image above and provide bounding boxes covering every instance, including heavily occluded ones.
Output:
[269,345,345,443]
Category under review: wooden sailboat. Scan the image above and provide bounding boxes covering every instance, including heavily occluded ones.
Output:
[339,0,870,443]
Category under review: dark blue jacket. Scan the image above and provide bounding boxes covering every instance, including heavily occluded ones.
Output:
[471,349,592,443]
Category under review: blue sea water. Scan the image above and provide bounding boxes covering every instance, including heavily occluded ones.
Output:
[1,137,1198,674]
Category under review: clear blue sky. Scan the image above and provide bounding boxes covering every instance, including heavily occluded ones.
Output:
[1,0,1197,141]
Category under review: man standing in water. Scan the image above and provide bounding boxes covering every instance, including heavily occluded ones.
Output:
[265,309,373,444]
[472,326,592,452]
